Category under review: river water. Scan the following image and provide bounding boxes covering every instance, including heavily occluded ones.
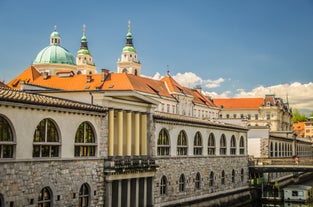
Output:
[241,175,313,207]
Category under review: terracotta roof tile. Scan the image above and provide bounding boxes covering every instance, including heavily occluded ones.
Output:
[0,87,105,112]
[213,98,264,109]
[7,66,41,89]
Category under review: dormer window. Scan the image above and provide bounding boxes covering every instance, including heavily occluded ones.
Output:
[266,101,271,106]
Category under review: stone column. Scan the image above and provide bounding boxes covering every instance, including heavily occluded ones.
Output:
[135,178,139,207]
[126,111,132,156]
[127,179,131,207]
[117,110,124,156]
[141,113,147,156]
[118,180,122,207]
[134,112,140,156]
[143,177,147,207]
[108,109,114,157]
[105,181,112,207]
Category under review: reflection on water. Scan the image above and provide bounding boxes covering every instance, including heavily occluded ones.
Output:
[242,175,313,207]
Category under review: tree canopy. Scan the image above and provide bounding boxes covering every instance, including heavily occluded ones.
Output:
[292,108,307,123]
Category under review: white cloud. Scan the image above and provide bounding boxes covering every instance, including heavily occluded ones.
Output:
[150,71,313,114]
[233,82,313,114]
[172,72,225,89]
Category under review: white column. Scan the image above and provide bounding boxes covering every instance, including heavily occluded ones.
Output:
[108,109,114,157]
[118,110,123,156]
[134,112,140,156]
[118,180,122,207]
[140,113,147,156]
[126,111,132,156]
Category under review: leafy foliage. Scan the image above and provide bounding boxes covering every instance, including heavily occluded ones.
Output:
[292,108,307,123]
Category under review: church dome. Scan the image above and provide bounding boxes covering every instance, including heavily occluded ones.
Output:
[33,26,76,66]
[33,45,76,65]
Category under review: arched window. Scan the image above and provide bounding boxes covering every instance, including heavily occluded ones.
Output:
[193,132,202,155]
[239,136,245,155]
[0,115,14,158]
[221,170,225,185]
[231,169,235,183]
[79,183,90,207]
[209,171,214,187]
[75,122,96,157]
[160,176,167,195]
[275,143,278,157]
[241,168,244,182]
[179,174,185,192]
[208,133,215,155]
[157,128,170,156]
[220,134,226,155]
[177,130,187,156]
[38,187,52,207]
[33,118,60,157]
[195,172,201,190]
[122,68,128,73]
[230,135,236,155]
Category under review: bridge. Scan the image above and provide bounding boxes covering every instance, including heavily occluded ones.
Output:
[249,157,313,173]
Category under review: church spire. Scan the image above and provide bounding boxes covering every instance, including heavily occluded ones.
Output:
[117,21,141,76]
[76,24,96,74]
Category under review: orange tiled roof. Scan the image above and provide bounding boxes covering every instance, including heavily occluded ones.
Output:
[19,70,217,108]
[7,66,41,89]
[213,98,264,109]
[293,122,305,138]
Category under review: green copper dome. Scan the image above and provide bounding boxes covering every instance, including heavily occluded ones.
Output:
[33,45,76,65]
[122,45,136,53]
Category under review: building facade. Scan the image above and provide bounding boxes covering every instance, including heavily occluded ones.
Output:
[1,23,253,206]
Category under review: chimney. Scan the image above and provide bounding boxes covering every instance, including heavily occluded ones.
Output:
[101,69,109,82]
[86,74,92,83]
[43,72,49,80]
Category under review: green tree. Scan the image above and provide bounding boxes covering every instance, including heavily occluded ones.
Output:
[292,108,307,123]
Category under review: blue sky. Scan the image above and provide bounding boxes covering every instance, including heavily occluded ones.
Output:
[1,0,313,114]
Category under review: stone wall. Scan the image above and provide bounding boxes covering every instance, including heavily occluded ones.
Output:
[154,156,249,206]
[0,159,104,207]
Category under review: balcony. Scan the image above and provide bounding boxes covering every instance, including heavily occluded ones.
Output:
[104,157,158,175]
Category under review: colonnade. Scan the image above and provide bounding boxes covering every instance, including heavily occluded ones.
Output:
[108,109,148,157]
[106,177,153,207]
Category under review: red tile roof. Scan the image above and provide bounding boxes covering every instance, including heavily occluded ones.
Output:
[12,68,217,108]
[7,66,41,89]
[213,98,264,109]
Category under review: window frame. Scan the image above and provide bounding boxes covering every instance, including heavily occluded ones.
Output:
[157,128,170,156]
[177,130,188,156]
[38,187,52,207]
[33,118,60,158]
[79,183,90,207]
[0,115,15,159]
[219,134,227,155]
[160,176,167,196]
[193,132,203,155]
[178,174,186,192]
[75,122,97,157]
[230,135,236,155]
[208,133,215,155]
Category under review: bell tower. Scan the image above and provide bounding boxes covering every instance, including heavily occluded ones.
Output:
[117,21,141,76]
[76,24,96,74]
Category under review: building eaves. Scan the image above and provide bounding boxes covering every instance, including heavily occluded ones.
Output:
[0,87,106,113]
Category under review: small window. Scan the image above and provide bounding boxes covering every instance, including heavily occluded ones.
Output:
[160,176,167,196]
[241,169,244,182]
[38,187,52,207]
[179,174,185,192]
[231,169,235,183]
[239,136,245,155]
[195,172,201,190]
[79,183,90,207]
[221,170,225,185]
[209,171,214,187]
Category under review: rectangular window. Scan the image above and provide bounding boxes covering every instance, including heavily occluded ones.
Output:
[255,114,258,120]
[266,113,271,120]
